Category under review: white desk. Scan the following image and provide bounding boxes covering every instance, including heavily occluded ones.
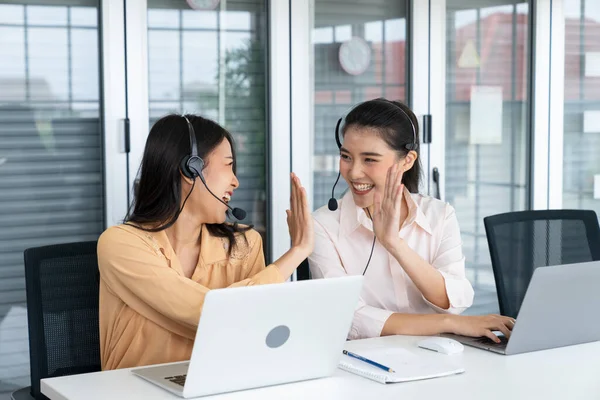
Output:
[42,335,600,400]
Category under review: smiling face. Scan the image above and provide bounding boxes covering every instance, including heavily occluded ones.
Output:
[339,125,416,209]
[184,138,239,224]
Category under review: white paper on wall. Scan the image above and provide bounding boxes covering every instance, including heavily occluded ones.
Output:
[594,175,600,200]
[585,52,600,77]
[470,86,503,145]
[583,110,600,133]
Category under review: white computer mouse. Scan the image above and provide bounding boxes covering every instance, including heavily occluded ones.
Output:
[417,337,464,355]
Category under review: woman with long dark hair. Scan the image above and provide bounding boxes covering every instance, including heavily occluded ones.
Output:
[98,114,312,370]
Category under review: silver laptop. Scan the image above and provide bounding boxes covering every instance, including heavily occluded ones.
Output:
[443,261,600,355]
[132,275,363,398]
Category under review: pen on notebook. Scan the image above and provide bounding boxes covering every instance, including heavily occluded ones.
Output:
[342,350,395,373]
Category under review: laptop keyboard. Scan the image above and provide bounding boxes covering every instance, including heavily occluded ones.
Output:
[474,335,509,347]
[164,375,187,387]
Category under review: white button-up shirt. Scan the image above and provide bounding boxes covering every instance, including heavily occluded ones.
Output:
[309,188,474,340]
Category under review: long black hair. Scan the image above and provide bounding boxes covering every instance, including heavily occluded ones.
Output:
[343,98,422,193]
[125,114,250,254]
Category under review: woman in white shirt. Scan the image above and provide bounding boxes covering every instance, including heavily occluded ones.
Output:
[309,98,514,343]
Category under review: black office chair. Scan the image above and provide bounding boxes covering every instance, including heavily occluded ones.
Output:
[12,241,101,400]
[484,210,600,319]
[296,259,311,281]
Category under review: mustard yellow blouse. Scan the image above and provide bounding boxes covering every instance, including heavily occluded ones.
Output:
[97,224,283,370]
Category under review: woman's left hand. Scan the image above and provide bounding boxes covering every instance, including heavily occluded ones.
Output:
[286,173,314,255]
[372,163,404,251]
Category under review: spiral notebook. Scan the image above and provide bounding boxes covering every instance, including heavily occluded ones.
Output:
[338,347,464,384]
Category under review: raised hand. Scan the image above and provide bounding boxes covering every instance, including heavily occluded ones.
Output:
[286,173,314,254]
[372,163,404,250]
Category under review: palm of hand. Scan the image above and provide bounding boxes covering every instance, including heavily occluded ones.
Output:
[286,173,314,253]
[371,163,404,249]
[372,198,401,247]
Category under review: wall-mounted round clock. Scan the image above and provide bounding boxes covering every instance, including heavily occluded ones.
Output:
[339,37,371,76]
[186,0,221,10]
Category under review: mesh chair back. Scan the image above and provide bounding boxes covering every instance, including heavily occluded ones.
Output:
[484,210,600,318]
[24,241,101,399]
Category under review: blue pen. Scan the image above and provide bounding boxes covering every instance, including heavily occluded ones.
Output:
[342,350,395,373]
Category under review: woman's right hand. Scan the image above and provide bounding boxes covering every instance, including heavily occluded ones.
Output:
[286,173,314,256]
[372,163,405,251]
[448,314,516,343]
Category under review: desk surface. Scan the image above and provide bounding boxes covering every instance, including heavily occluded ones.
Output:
[42,335,600,400]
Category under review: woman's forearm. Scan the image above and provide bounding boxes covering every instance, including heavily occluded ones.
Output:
[381,312,453,336]
[388,239,450,309]
[272,246,310,280]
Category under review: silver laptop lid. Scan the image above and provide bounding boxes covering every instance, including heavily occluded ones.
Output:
[183,275,363,398]
[506,261,600,354]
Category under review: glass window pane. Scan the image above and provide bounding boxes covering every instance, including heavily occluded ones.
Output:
[445,1,530,315]
[182,31,218,110]
[148,30,181,101]
[0,2,103,397]
[384,18,406,41]
[225,31,251,51]
[312,0,409,210]
[182,9,217,29]
[563,0,600,212]
[71,101,99,117]
[0,4,24,24]
[334,25,351,42]
[148,1,269,242]
[71,28,99,101]
[28,28,69,102]
[150,101,182,119]
[148,9,180,28]
[365,21,382,42]
[313,27,333,44]
[26,6,68,26]
[0,27,26,102]
[224,10,251,30]
[71,7,98,27]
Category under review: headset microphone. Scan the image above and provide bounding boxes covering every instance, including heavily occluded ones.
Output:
[192,164,247,220]
[180,116,247,221]
[328,172,341,211]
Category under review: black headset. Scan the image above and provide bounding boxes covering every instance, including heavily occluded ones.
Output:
[328,99,417,211]
[179,116,246,221]
[328,100,418,276]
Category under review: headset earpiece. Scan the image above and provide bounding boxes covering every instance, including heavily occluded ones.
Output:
[180,155,205,180]
[180,116,205,180]
[186,156,204,180]
[180,155,194,179]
